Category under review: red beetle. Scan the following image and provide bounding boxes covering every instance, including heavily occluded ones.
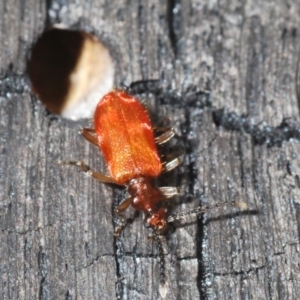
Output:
[60,90,245,289]
[62,90,181,234]
[60,89,245,231]
[59,90,246,292]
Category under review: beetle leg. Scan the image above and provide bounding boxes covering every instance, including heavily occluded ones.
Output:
[114,218,127,236]
[114,213,128,236]
[162,157,182,173]
[58,160,116,184]
[114,196,134,236]
[159,187,179,198]
[80,128,98,146]
[116,196,133,213]
[155,128,175,145]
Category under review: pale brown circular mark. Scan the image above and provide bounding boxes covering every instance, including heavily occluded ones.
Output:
[28,27,114,120]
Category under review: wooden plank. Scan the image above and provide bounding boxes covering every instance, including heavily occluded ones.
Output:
[1,1,300,299]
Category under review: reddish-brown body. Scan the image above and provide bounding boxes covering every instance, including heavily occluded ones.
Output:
[61,89,242,287]
[94,90,167,230]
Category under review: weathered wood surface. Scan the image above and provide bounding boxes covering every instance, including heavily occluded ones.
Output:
[1,1,300,299]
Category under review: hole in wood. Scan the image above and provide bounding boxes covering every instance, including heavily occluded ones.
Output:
[28,27,114,120]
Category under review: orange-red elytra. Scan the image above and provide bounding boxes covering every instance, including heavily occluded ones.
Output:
[94,90,162,184]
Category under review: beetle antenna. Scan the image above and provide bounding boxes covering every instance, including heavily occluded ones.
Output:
[152,229,165,286]
[166,200,248,223]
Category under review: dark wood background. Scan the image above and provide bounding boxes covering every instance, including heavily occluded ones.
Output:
[1,1,300,299]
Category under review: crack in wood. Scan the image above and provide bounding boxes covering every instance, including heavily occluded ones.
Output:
[213,264,266,277]
[167,0,181,58]
[213,109,300,147]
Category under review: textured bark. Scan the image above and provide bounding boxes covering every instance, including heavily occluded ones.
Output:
[1,1,300,299]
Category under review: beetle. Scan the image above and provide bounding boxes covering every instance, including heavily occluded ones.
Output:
[61,90,181,234]
[60,89,245,288]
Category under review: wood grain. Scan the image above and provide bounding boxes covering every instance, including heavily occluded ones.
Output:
[1,1,300,299]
